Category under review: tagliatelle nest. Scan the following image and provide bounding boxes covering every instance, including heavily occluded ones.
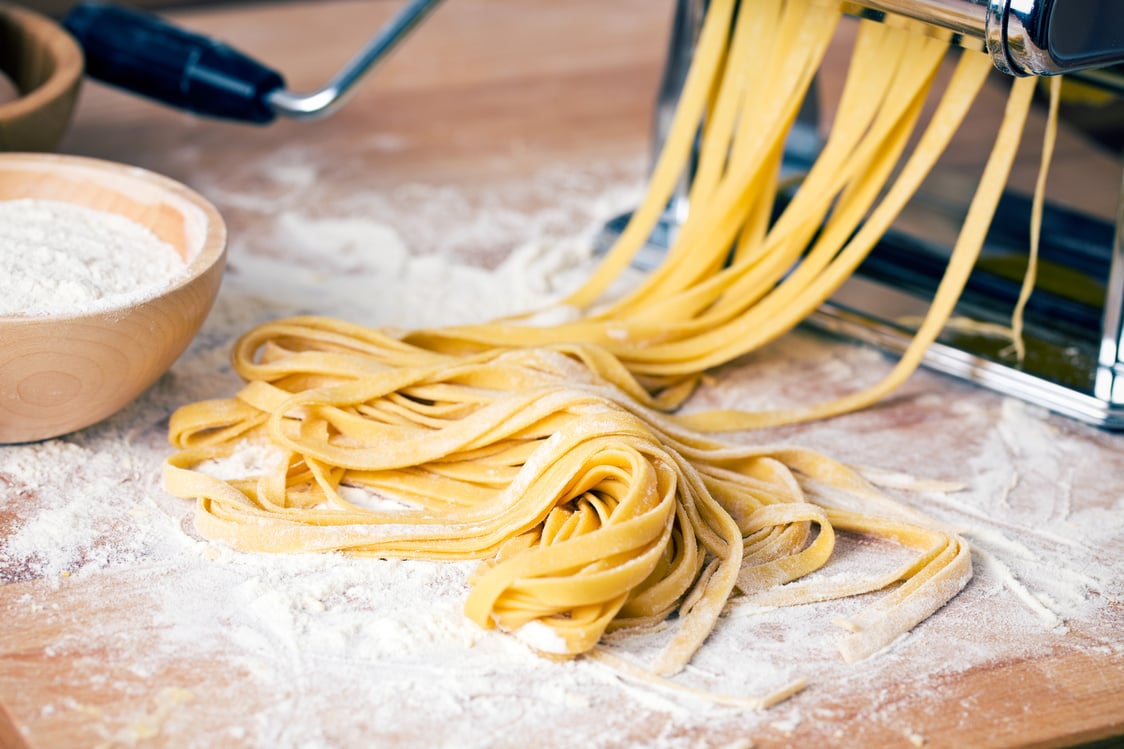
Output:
[164,0,1056,707]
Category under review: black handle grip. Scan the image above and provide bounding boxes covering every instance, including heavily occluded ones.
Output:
[63,1,285,124]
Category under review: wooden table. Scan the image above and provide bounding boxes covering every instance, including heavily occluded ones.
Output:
[2,2,1123,747]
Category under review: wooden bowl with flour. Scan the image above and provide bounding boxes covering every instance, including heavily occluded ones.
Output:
[0,153,226,443]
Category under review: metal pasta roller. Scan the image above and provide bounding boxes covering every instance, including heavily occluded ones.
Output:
[599,0,1124,430]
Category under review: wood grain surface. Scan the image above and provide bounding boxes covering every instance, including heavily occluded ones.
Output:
[1,2,1122,748]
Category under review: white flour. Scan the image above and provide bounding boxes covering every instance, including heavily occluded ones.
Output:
[2,164,1122,749]
[0,199,186,317]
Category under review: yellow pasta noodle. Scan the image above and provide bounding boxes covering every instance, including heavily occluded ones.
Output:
[164,0,1051,703]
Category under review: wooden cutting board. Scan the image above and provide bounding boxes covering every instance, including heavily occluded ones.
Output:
[2,2,1123,747]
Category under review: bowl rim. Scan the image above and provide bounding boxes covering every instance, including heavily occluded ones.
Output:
[0,152,228,324]
[0,2,84,120]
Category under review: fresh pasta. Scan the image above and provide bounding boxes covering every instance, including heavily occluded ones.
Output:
[164,0,1047,703]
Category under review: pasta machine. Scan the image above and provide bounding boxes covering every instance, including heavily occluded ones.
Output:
[599,0,1124,429]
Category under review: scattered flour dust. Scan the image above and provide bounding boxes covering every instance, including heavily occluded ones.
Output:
[2,166,1122,749]
[0,199,186,317]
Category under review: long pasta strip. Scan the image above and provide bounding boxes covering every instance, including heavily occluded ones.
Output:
[165,341,971,674]
[164,0,1060,704]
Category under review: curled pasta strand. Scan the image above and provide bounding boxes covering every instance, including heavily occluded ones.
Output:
[165,0,1060,705]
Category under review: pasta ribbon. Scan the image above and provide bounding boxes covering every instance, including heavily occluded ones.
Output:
[165,0,1055,704]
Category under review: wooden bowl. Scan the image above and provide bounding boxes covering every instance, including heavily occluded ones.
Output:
[0,2,84,152]
[0,153,227,444]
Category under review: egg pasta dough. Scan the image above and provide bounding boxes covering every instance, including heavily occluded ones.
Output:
[164,0,1047,702]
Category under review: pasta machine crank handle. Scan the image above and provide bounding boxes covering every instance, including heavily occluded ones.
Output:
[62,0,445,124]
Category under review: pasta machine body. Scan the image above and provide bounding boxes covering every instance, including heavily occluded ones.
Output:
[599,0,1124,429]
